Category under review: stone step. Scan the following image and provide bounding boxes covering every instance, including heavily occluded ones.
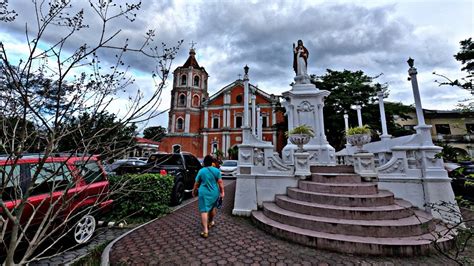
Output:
[287,187,394,207]
[312,173,361,183]
[262,202,435,237]
[275,195,414,220]
[311,165,355,174]
[299,180,378,195]
[252,211,454,256]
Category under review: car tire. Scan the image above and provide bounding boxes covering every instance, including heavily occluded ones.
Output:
[71,214,96,244]
[170,181,185,206]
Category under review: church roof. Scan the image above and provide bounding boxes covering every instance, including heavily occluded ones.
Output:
[182,48,200,68]
[179,48,207,73]
[204,80,279,105]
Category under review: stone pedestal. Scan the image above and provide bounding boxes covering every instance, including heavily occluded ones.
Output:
[376,146,461,224]
[282,83,336,166]
[353,153,377,181]
[233,127,296,216]
[232,174,257,216]
[294,151,311,178]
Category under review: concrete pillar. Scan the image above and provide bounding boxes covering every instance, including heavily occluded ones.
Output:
[204,107,208,128]
[185,113,190,133]
[257,106,262,140]
[343,113,349,144]
[355,105,363,127]
[252,93,256,136]
[203,133,208,156]
[223,109,227,128]
[243,66,250,128]
[171,113,176,133]
[318,103,327,142]
[407,58,433,145]
[227,107,231,127]
[407,58,426,126]
[288,104,294,131]
[186,91,192,108]
[272,103,277,127]
[377,91,391,140]
[226,134,231,156]
[187,68,192,87]
[222,134,226,154]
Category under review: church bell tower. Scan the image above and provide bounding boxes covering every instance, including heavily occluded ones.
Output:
[164,47,208,154]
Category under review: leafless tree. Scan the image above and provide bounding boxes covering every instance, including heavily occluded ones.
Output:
[0,0,181,264]
[0,0,17,22]
[424,201,473,265]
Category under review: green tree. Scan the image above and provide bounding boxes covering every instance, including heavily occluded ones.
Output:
[311,69,412,150]
[58,112,137,156]
[143,126,167,142]
[434,38,473,93]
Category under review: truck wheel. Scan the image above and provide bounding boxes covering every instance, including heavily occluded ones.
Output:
[171,181,185,206]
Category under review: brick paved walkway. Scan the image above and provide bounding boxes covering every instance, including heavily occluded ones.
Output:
[31,227,129,265]
[109,181,471,265]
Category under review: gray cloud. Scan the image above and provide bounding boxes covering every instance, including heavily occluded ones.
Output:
[1,0,471,127]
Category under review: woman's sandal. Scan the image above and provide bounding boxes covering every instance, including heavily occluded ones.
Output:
[208,221,215,229]
[200,232,208,238]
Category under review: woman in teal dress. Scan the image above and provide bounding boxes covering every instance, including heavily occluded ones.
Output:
[192,155,225,238]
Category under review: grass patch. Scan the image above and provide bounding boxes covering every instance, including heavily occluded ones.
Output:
[71,241,110,266]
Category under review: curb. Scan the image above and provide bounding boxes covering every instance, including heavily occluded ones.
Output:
[100,196,199,266]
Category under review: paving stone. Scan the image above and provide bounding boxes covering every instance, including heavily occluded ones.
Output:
[30,227,129,265]
[107,181,474,265]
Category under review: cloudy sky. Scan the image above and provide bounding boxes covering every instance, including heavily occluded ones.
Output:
[1,0,473,129]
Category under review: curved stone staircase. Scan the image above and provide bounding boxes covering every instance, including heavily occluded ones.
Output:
[251,166,454,256]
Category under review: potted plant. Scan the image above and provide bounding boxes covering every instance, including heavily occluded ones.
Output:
[286,124,315,151]
[346,125,371,151]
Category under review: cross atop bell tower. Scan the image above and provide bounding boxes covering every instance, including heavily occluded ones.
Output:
[189,40,197,50]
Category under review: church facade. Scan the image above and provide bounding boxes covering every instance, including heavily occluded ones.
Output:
[158,48,285,159]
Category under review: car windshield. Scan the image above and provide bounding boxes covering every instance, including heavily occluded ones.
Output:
[148,154,183,165]
[222,161,237,167]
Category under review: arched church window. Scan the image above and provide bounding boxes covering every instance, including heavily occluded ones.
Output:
[181,75,187,86]
[178,94,186,107]
[176,118,184,131]
[192,95,200,107]
[194,76,200,87]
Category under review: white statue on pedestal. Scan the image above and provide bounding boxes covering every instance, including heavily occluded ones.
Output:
[293,40,309,78]
[284,40,336,166]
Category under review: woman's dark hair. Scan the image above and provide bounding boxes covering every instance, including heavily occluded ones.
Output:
[203,155,213,167]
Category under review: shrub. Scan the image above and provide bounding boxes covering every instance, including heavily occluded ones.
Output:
[285,124,315,137]
[346,125,370,135]
[108,173,174,222]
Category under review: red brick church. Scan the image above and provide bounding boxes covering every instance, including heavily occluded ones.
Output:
[158,48,285,159]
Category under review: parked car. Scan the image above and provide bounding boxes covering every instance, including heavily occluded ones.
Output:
[145,152,202,205]
[0,154,113,250]
[107,158,147,175]
[220,160,238,178]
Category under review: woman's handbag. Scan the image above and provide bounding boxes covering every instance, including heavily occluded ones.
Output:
[216,196,223,209]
